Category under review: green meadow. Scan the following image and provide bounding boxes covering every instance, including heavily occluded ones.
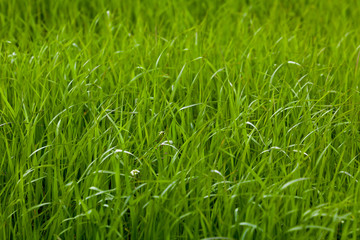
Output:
[1,0,360,239]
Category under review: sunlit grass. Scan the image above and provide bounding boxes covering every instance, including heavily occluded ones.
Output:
[1,0,360,239]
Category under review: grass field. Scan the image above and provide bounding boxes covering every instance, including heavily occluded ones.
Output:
[1,0,360,239]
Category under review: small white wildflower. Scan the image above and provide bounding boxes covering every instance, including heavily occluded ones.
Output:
[159,131,165,136]
[130,169,140,176]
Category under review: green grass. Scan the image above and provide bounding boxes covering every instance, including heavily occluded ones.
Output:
[1,0,360,239]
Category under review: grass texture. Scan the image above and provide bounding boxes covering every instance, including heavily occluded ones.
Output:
[1,0,360,239]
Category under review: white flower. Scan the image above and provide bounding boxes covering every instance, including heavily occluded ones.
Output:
[130,169,140,176]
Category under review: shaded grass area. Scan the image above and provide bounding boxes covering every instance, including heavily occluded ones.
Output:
[1,0,360,239]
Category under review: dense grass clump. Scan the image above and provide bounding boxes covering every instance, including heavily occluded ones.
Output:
[1,0,360,239]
